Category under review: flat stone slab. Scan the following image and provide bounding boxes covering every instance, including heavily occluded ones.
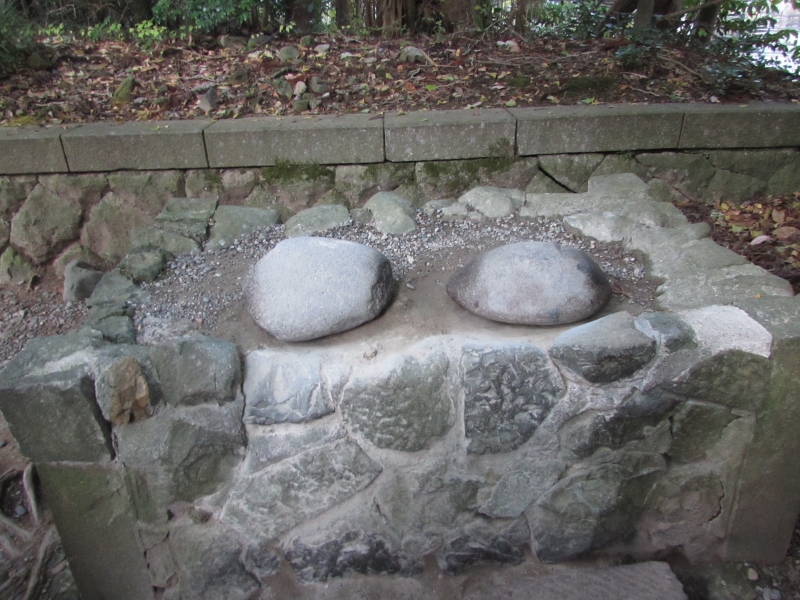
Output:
[447,241,611,325]
[0,126,70,174]
[385,109,516,162]
[679,102,800,149]
[61,121,210,171]
[463,562,688,600]
[512,104,684,155]
[204,114,384,167]
[247,237,394,342]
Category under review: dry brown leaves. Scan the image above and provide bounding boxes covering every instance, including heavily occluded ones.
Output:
[0,33,798,126]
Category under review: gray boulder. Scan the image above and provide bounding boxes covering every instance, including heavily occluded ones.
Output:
[242,350,348,424]
[284,204,350,237]
[457,186,524,218]
[207,205,280,249]
[364,192,417,234]
[447,241,611,326]
[10,183,82,263]
[549,312,657,383]
[247,237,393,342]
[87,270,150,308]
[63,260,103,302]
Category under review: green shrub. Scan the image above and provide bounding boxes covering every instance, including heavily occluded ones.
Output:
[0,0,34,75]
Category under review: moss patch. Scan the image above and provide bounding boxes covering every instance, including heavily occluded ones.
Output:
[262,161,334,185]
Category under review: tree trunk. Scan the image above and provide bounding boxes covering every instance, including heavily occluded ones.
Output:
[336,0,351,27]
[633,0,655,32]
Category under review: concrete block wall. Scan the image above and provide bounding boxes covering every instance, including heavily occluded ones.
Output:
[2,102,800,175]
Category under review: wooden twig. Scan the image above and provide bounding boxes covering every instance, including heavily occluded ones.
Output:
[659,55,703,78]
[22,464,38,526]
[0,512,31,541]
[22,527,56,600]
[657,0,725,21]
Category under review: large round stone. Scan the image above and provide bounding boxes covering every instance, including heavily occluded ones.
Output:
[447,241,611,326]
[247,237,393,342]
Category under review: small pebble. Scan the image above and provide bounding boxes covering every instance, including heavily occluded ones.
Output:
[406,283,415,290]
[748,568,759,581]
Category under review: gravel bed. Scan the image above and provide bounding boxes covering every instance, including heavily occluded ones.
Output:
[133,212,655,343]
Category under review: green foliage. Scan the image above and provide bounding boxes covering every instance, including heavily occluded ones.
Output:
[152,0,259,33]
[532,0,623,39]
[82,17,123,41]
[131,20,169,49]
[0,0,33,75]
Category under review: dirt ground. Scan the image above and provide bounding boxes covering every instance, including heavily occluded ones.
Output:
[1,32,798,127]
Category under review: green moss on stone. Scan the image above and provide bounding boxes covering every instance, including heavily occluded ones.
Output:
[262,161,334,185]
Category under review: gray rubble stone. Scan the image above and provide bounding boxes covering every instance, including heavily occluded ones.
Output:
[157,196,218,224]
[527,454,665,562]
[91,314,136,344]
[221,438,382,539]
[286,531,414,582]
[538,153,605,192]
[557,390,678,460]
[116,399,246,521]
[220,169,259,203]
[635,312,696,352]
[39,173,109,211]
[701,169,767,204]
[706,149,793,180]
[549,312,657,383]
[245,421,347,473]
[243,350,348,424]
[0,247,36,287]
[241,542,281,584]
[169,522,260,600]
[10,183,82,263]
[340,348,453,452]
[148,335,241,407]
[479,460,565,518]
[80,192,153,263]
[130,226,201,257]
[438,519,529,574]
[247,237,393,342]
[284,204,350,237]
[0,367,112,463]
[662,350,771,413]
[63,260,103,302]
[334,163,416,207]
[118,248,167,283]
[95,355,152,426]
[0,176,36,217]
[108,170,185,215]
[460,343,565,454]
[457,186,524,218]
[767,153,800,195]
[87,270,150,308]
[447,241,611,326]
[636,152,716,199]
[207,205,280,249]
[0,218,9,253]
[364,191,417,234]
[524,171,568,194]
[668,400,737,463]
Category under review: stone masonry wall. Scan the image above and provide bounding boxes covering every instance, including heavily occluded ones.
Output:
[2,146,800,283]
[1,173,799,600]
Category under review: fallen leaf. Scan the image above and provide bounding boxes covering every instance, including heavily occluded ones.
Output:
[751,235,772,245]
[774,226,800,240]
[773,208,786,224]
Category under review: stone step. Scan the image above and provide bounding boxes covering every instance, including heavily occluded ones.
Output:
[272,561,688,600]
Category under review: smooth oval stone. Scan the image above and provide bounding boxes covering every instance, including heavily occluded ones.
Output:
[447,241,611,326]
[247,237,393,342]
